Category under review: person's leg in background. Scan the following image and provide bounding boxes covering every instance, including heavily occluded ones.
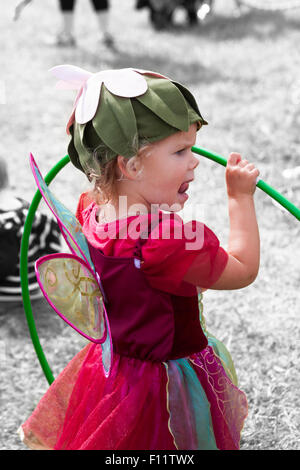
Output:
[57,0,76,47]
[91,0,114,47]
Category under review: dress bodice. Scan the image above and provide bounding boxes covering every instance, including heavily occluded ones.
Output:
[88,213,208,362]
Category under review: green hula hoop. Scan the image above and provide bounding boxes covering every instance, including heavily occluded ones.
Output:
[20,155,70,385]
[192,147,300,221]
[21,148,300,385]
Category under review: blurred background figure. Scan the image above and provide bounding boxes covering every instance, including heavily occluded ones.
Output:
[57,0,114,47]
[13,0,114,48]
[0,157,61,303]
[135,0,213,30]
[13,0,32,21]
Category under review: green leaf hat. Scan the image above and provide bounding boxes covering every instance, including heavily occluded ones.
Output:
[51,66,208,176]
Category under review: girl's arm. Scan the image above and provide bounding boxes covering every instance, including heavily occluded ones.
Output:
[210,153,260,290]
[184,153,260,290]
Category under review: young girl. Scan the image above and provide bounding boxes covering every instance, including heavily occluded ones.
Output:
[19,66,260,450]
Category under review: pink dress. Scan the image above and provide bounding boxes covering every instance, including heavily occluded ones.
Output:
[20,197,248,450]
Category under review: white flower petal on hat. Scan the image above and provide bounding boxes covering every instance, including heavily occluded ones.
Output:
[102,68,148,98]
[75,75,103,124]
[74,69,150,123]
[55,66,170,125]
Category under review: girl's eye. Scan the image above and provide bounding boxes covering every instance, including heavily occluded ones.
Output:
[176,149,186,155]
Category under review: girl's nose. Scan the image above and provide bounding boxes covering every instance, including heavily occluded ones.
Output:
[190,153,199,170]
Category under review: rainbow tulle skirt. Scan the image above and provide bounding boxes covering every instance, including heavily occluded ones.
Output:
[20,317,248,450]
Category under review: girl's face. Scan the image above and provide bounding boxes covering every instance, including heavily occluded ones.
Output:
[137,123,199,211]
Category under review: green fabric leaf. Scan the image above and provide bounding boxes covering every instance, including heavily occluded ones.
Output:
[92,85,138,159]
[132,99,179,143]
[73,122,94,173]
[136,77,190,132]
[68,125,82,172]
[173,81,208,126]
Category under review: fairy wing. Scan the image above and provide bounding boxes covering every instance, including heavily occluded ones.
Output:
[30,153,93,268]
[30,154,112,377]
[36,254,106,340]
[36,253,112,377]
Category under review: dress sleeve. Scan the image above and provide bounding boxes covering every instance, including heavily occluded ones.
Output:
[141,213,228,295]
[76,192,94,225]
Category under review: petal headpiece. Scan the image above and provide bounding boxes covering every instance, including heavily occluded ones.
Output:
[50,65,207,175]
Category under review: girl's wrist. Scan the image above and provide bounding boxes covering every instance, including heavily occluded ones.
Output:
[227,192,254,203]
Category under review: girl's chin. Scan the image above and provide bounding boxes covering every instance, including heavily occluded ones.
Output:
[159,194,188,212]
[178,191,189,202]
[159,202,182,212]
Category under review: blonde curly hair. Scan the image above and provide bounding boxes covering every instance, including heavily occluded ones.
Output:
[87,140,152,206]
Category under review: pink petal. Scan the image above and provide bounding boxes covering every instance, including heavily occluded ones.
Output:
[56,81,81,90]
[66,87,83,134]
[133,68,170,80]
[50,65,92,90]
[66,109,76,135]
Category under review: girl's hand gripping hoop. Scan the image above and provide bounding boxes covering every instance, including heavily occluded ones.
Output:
[192,146,300,222]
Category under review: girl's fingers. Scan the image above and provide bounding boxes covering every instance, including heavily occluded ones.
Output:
[250,167,260,184]
[227,153,260,178]
[250,167,260,177]
[227,153,242,166]
[238,161,258,172]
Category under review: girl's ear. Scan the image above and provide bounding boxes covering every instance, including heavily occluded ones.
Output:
[117,155,141,180]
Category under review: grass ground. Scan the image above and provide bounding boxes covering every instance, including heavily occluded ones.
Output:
[0,0,299,450]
